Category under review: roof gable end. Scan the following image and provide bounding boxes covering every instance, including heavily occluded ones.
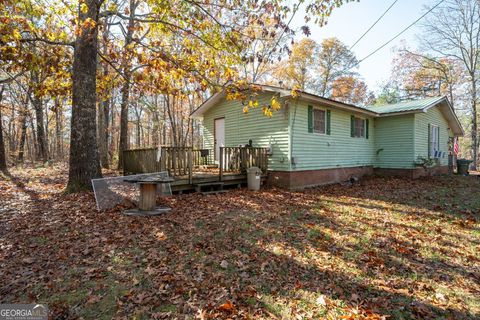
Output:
[190,84,377,118]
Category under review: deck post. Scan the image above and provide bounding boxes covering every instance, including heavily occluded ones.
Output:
[171,148,176,176]
[188,147,193,184]
[241,147,247,173]
[160,147,165,172]
[122,150,126,175]
[219,147,224,182]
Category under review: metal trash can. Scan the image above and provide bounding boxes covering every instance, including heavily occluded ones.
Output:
[457,159,472,175]
[247,167,262,191]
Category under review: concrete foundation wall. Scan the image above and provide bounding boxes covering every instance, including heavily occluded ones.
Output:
[267,165,449,189]
[374,166,449,179]
[267,166,374,189]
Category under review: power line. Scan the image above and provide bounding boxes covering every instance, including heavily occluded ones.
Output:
[355,0,445,67]
[350,0,399,50]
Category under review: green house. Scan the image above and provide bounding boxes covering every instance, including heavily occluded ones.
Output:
[191,85,464,189]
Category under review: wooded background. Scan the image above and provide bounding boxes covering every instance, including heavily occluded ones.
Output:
[0,0,478,190]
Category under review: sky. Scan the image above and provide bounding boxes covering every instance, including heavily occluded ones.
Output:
[291,0,439,93]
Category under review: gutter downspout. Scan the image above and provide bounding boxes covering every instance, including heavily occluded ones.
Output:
[289,100,298,172]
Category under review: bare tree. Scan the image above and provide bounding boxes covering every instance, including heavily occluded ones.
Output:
[316,37,358,97]
[53,98,64,161]
[0,86,6,172]
[392,48,463,107]
[31,71,48,162]
[98,12,113,169]
[421,0,480,168]
[118,0,139,169]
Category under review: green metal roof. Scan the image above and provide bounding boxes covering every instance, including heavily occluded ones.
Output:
[364,97,444,114]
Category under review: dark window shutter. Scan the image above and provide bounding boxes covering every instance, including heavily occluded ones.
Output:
[437,125,440,149]
[365,119,369,139]
[351,115,355,137]
[428,123,431,158]
[326,110,331,135]
[308,105,313,133]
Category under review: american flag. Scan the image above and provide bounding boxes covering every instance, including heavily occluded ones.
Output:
[454,138,460,155]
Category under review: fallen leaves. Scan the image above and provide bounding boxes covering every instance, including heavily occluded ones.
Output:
[154,230,167,241]
[0,166,479,319]
[316,294,327,306]
[218,300,235,313]
[21,257,35,264]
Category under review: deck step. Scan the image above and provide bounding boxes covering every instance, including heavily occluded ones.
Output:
[196,182,224,186]
[195,181,224,193]
[201,190,229,195]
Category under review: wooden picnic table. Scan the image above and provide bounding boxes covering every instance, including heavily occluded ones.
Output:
[124,175,174,212]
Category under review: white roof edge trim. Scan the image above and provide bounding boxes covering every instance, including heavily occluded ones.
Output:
[258,84,292,97]
[422,96,448,112]
[377,96,464,136]
[190,91,226,118]
[190,85,378,118]
[423,97,464,136]
[438,98,464,136]
[191,87,463,136]
[296,93,378,116]
[377,110,423,117]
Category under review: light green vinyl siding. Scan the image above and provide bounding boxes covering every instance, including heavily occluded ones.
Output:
[374,114,415,168]
[414,107,451,166]
[289,100,375,170]
[202,93,290,170]
[200,92,455,173]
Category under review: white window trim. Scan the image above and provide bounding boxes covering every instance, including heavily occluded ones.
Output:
[313,107,327,135]
[353,116,366,138]
[429,124,440,158]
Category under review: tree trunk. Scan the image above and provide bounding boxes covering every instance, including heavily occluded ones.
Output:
[18,108,28,163]
[152,97,160,147]
[33,96,47,162]
[99,20,111,169]
[134,102,141,147]
[117,0,136,169]
[67,0,102,192]
[0,87,6,172]
[471,77,478,169]
[166,95,178,147]
[109,98,116,162]
[98,97,110,168]
[8,105,16,157]
[118,74,130,169]
[31,72,48,162]
[162,98,166,145]
[54,98,64,161]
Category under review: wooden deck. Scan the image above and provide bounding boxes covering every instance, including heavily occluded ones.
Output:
[170,169,267,193]
[123,146,269,193]
[171,172,245,192]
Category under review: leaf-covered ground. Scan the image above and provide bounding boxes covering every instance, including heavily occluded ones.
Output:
[1,166,479,319]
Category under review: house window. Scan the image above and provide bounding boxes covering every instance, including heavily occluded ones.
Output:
[429,124,440,158]
[353,117,365,138]
[313,109,326,134]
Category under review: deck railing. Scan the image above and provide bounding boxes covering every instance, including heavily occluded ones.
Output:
[123,147,215,176]
[123,146,269,183]
[122,148,161,174]
[159,146,192,178]
[219,146,269,181]
[192,149,215,166]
